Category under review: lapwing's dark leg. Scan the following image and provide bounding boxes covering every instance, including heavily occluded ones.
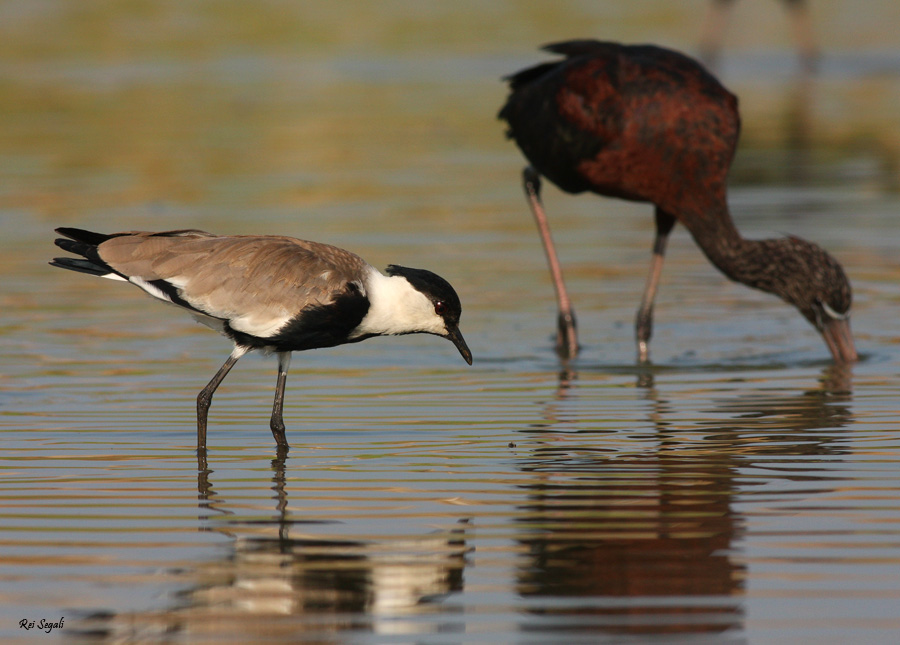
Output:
[197,346,247,451]
[635,208,677,364]
[269,352,291,451]
[523,166,578,360]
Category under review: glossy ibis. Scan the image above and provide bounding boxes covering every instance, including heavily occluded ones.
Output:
[499,39,855,363]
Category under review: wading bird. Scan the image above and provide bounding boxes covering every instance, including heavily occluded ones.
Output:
[51,228,472,453]
[498,39,855,364]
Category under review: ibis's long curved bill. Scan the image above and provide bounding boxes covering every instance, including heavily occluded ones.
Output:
[822,317,857,363]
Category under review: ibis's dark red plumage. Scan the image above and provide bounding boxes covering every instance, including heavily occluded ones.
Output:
[499,39,856,364]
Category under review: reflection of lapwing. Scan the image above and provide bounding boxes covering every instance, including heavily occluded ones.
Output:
[499,40,856,364]
[51,228,472,452]
[69,524,471,641]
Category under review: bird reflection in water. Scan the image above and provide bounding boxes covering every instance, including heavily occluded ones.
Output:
[72,455,471,642]
[514,363,852,639]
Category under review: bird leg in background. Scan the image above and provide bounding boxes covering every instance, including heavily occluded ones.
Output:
[635,209,676,363]
[522,166,579,359]
[699,0,818,71]
[698,0,734,67]
[269,352,291,450]
[196,346,247,451]
[784,0,819,70]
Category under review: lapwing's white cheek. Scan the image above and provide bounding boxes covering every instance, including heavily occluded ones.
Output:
[424,315,450,337]
[415,299,449,336]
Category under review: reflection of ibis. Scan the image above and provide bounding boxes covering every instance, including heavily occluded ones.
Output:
[499,40,855,363]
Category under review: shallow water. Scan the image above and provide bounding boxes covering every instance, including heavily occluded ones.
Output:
[3,2,900,644]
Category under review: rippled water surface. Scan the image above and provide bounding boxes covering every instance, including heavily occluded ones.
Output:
[3,2,900,644]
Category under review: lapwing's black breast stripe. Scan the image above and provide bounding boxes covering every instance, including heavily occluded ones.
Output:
[227,282,371,352]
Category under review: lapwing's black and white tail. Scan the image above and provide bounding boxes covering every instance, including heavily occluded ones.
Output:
[50,228,125,280]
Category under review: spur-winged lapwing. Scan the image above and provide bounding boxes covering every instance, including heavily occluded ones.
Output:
[51,227,472,452]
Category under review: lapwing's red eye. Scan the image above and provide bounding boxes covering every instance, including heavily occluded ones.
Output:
[434,301,447,316]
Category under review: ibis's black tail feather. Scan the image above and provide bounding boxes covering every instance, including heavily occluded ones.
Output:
[50,227,120,278]
[500,40,614,93]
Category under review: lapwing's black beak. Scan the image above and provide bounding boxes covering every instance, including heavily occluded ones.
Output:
[446,325,473,365]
